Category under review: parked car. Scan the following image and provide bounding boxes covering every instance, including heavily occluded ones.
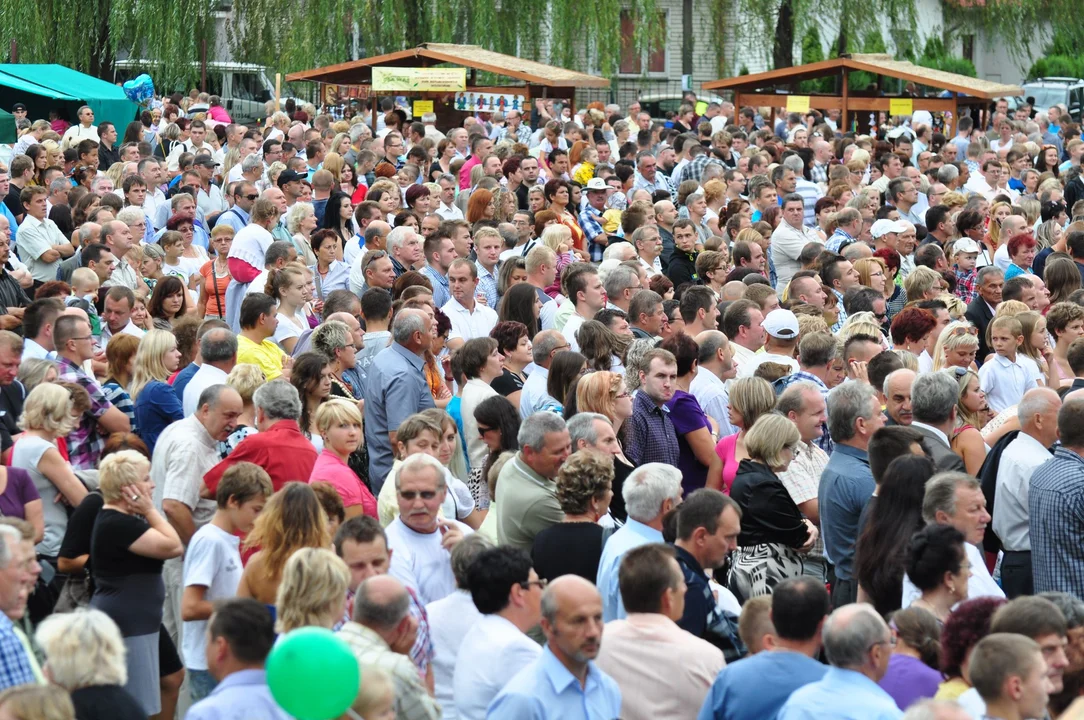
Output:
[1020,77,1084,121]
[114,60,309,125]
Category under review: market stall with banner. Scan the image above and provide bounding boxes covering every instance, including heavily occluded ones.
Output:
[285,43,610,128]
[702,54,1023,136]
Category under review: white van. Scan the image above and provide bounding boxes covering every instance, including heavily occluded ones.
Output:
[114,60,308,124]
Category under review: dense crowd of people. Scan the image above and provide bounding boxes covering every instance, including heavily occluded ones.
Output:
[2,88,1084,719]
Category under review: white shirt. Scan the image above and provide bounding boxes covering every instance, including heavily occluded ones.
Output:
[21,338,53,362]
[16,215,69,283]
[539,295,559,330]
[689,366,738,436]
[143,187,168,230]
[181,523,242,669]
[979,353,1041,413]
[436,202,464,221]
[562,311,588,352]
[441,297,498,344]
[637,255,660,277]
[385,517,473,606]
[151,415,222,553]
[182,363,229,417]
[727,343,759,389]
[425,589,482,720]
[993,241,1012,272]
[902,541,1005,608]
[994,431,1051,551]
[196,185,228,217]
[452,614,542,720]
[100,319,146,345]
[60,124,99,148]
[918,350,933,374]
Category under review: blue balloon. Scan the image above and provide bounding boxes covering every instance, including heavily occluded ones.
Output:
[123,74,155,104]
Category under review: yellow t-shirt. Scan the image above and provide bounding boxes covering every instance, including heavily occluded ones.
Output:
[237,335,285,381]
[934,677,970,701]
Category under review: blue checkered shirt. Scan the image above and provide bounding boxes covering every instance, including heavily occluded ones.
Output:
[0,615,35,691]
[826,228,855,253]
[420,265,450,308]
[579,205,607,262]
[676,155,725,185]
[476,260,499,309]
[830,289,848,333]
[1030,447,1084,594]
[626,391,680,467]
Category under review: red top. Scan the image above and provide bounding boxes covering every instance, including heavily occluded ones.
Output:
[203,420,319,494]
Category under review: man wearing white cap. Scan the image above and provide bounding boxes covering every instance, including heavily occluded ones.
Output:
[952,237,982,304]
[870,219,907,258]
[737,309,801,378]
[579,177,610,262]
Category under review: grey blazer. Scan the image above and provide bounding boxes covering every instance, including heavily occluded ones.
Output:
[912,423,967,473]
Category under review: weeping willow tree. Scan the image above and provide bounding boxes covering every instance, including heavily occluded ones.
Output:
[1,0,218,88]
[2,0,664,91]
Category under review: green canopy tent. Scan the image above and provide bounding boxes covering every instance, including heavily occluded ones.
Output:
[0,64,140,133]
[0,108,14,144]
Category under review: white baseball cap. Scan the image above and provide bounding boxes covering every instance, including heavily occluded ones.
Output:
[762,309,799,339]
[870,219,908,239]
[953,238,981,255]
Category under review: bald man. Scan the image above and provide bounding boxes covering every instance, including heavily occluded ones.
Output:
[489,576,622,718]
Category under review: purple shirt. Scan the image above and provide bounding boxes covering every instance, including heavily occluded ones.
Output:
[0,468,39,519]
[666,389,712,493]
[879,653,942,710]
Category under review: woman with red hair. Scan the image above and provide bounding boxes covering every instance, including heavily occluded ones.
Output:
[466,188,495,224]
[890,307,938,359]
[1003,231,1038,280]
[874,247,907,319]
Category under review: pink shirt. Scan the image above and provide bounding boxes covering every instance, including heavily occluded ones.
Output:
[309,449,377,517]
[715,433,740,493]
[595,613,724,720]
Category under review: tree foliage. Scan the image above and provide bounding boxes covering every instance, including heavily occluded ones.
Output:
[2,0,666,89]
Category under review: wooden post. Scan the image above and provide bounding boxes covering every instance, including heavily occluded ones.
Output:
[200,39,207,93]
[8,40,15,63]
[275,73,281,112]
[841,68,849,133]
[371,95,378,134]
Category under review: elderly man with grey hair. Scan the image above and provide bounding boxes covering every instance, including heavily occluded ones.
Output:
[387,224,423,277]
[819,381,885,608]
[778,604,901,719]
[518,329,569,420]
[152,382,245,653]
[338,575,440,720]
[598,463,684,622]
[993,387,1061,598]
[901,472,1003,609]
[910,371,967,472]
[364,309,435,491]
[182,328,239,416]
[495,412,570,550]
[0,524,35,687]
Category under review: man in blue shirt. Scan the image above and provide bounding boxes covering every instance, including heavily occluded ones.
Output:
[364,309,435,492]
[187,597,292,720]
[777,604,902,720]
[488,575,622,719]
[597,463,683,621]
[699,577,830,720]
[819,382,884,608]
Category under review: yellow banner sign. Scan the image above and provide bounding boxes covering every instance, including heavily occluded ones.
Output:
[785,95,810,113]
[413,100,434,115]
[889,98,914,116]
[372,67,466,92]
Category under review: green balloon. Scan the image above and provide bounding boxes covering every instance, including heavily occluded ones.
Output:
[267,627,360,720]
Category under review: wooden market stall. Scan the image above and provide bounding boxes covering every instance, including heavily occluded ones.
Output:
[702,54,1023,135]
[285,43,611,128]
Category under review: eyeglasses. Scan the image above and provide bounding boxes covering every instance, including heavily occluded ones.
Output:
[69,336,93,343]
[398,490,438,501]
[615,391,631,399]
[519,578,548,590]
[477,425,495,436]
[362,250,388,272]
[240,193,258,201]
[949,325,978,337]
